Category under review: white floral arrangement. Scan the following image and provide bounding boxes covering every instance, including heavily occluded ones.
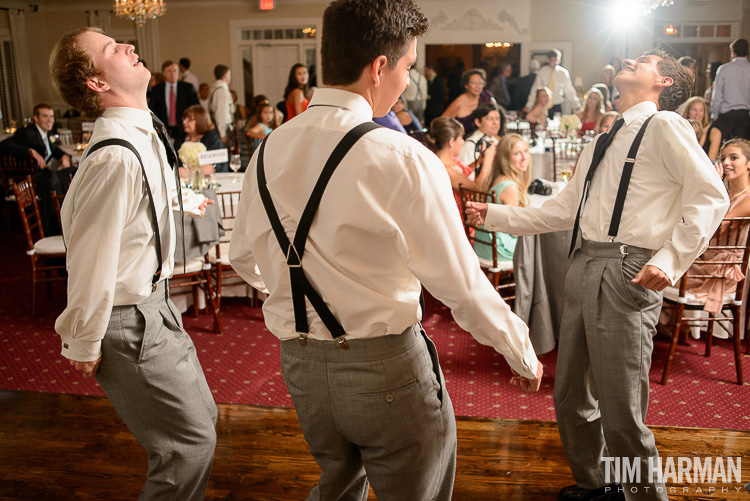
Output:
[178,141,207,167]
[559,114,581,132]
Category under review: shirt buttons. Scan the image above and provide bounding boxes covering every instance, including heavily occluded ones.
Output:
[385,394,394,403]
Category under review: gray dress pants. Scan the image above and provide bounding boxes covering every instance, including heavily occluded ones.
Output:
[281,324,457,501]
[95,281,218,501]
[554,240,668,500]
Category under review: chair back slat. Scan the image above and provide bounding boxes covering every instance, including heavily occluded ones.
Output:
[459,184,498,267]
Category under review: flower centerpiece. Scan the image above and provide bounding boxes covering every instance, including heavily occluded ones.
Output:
[559,114,582,137]
[178,141,207,188]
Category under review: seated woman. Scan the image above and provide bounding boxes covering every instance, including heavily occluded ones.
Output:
[577,87,605,137]
[284,63,310,121]
[473,134,532,262]
[425,117,494,218]
[686,139,750,313]
[441,68,496,137]
[392,96,424,141]
[245,102,277,155]
[181,104,227,172]
[458,102,505,172]
[681,96,711,148]
[525,86,551,127]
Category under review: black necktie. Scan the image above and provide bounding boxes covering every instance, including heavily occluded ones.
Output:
[151,112,187,269]
[568,117,625,256]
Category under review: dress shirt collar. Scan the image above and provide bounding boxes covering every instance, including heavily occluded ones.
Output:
[307,87,374,120]
[620,100,657,127]
[101,107,155,135]
[34,123,48,141]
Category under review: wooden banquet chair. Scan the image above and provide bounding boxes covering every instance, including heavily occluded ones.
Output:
[11,176,67,317]
[659,216,750,386]
[209,190,260,308]
[169,252,223,335]
[458,185,515,305]
[1,153,35,227]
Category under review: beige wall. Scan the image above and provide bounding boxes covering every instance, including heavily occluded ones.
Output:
[11,0,750,113]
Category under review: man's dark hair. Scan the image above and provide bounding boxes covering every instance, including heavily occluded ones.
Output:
[321,0,429,86]
[33,103,53,116]
[214,64,229,80]
[730,39,748,57]
[547,49,561,61]
[179,57,191,69]
[472,101,505,135]
[645,49,694,111]
[425,62,437,71]
[161,59,176,72]
[499,61,512,73]
[678,56,695,67]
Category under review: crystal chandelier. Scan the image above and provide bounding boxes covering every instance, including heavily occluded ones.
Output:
[114,0,166,27]
[642,0,675,15]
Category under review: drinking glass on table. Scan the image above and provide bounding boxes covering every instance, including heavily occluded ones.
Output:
[230,154,242,182]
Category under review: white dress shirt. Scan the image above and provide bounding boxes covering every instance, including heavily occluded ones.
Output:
[458,129,497,168]
[485,101,729,285]
[230,88,539,379]
[711,57,750,119]
[526,64,580,112]
[55,107,205,362]
[35,123,51,161]
[181,69,200,92]
[209,80,233,137]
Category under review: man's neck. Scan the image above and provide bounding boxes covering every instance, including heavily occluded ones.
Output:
[618,94,658,114]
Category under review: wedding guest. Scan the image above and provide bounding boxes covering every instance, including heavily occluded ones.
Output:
[609,57,622,74]
[685,139,750,313]
[680,96,710,147]
[50,27,216,500]
[488,62,513,110]
[712,39,750,140]
[179,57,200,92]
[148,59,199,149]
[424,62,446,127]
[467,50,727,501]
[577,87,605,136]
[513,59,540,111]
[458,102,504,170]
[402,66,428,121]
[229,1,541,498]
[441,68,496,137]
[600,64,617,102]
[284,63,310,120]
[392,95,424,140]
[247,94,284,129]
[525,86,551,126]
[592,83,613,111]
[245,101,276,155]
[525,49,580,115]
[198,82,210,109]
[426,117,492,217]
[182,104,227,172]
[208,64,234,147]
[473,133,531,263]
[595,111,618,134]
[0,103,74,235]
[703,60,722,106]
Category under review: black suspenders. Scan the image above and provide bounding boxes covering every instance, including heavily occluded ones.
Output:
[85,139,163,290]
[257,122,381,348]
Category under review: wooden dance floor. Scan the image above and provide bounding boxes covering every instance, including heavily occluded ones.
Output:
[0,390,747,500]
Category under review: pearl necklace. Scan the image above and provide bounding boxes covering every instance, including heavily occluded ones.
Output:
[730,184,750,203]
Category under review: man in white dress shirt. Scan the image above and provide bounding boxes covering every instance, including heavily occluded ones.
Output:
[525,49,580,115]
[229,0,542,499]
[711,39,750,141]
[50,27,217,500]
[468,51,728,500]
[208,64,233,147]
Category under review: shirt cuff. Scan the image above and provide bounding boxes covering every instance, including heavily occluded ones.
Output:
[485,203,509,232]
[647,247,684,286]
[60,337,102,363]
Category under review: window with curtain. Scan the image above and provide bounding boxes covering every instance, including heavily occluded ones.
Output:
[0,36,20,130]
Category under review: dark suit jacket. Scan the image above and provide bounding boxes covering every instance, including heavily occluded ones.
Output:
[425,75,447,124]
[512,72,538,111]
[149,81,199,149]
[0,124,67,162]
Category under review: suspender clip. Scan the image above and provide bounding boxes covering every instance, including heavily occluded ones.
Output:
[152,283,157,292]
[619,244,629,255]
[337,336,349,350]
[298,332,307,347]
[286,244,302,268]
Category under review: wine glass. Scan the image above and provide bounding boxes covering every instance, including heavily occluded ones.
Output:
[230,154,242,182]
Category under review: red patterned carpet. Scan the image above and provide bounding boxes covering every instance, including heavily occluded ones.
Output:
[1,230,749,429]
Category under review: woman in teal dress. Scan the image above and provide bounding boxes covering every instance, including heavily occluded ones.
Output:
[473,133,532,261]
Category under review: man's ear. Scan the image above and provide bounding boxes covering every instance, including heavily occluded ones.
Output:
[656,76,673,89]
[369,55,388,88]
[85,75,109,94]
